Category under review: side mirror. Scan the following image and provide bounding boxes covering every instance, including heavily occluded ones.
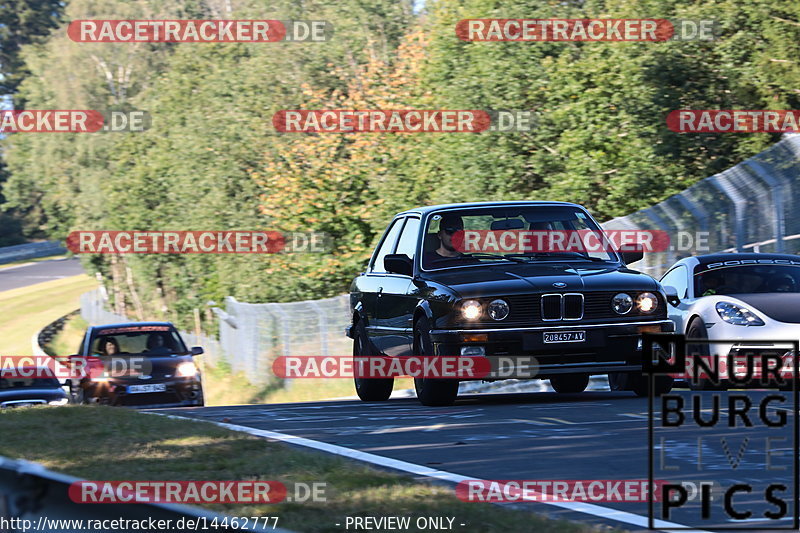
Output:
[620,249,644,265]
[384,254,413,276]
[663,285,681,306]
[190,346,204,356]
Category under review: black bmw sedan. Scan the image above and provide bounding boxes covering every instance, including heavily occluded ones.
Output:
[347,201,675,406]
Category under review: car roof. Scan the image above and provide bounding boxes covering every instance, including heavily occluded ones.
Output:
[91,321,175,330]
[694,252,800,264]
[396,201,585,217]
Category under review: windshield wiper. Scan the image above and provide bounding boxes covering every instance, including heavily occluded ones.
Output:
[507,252,611,262]
[464,253,528,263]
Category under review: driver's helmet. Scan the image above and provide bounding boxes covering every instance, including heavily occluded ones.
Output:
[768,272,796,293]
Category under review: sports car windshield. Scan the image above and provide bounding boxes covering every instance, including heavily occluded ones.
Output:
[422,206,617,270]
[694,264,800,296]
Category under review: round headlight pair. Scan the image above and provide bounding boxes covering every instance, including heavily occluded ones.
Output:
[612,292,658,314]
[460,299,509,321]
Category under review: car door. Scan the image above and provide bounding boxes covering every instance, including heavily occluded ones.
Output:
[376,216,420,356]
[363,217,405,353]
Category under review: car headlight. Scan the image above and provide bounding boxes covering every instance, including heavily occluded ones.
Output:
[460,300,482,320]
[48,398,69,406]
[636,292,658,314]
[176,361,198,377]
[487,299,509,320]
[612,293,633,315]
[715,301,765,326]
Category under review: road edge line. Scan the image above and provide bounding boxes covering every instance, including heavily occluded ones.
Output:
[150,412,707,532]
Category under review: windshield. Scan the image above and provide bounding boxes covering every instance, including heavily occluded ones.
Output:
[90,326,187,356]
[0,377,60,389]
[421,206,617,270]
[694,263,800,296]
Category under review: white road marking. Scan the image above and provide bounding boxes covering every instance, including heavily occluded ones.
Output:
[151,412,709,532]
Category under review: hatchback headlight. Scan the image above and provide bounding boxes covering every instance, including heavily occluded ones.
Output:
[716,301,765,326]
[487,299,509,320]
[612,293,633,315]
[636,292,658,314]
[460,300,482,320]
[176,361,198,377]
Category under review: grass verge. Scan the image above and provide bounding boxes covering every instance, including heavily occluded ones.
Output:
[0,406,594,533]
[0,274,97,355]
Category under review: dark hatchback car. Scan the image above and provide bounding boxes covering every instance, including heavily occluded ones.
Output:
[0,371,69,408]
[65,322,204,408]
[348,201,675,406]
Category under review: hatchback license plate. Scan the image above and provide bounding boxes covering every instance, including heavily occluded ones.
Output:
[543,331,586,343]
[128,384,167,394]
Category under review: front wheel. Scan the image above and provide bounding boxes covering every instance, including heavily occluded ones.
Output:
[686,318,726,391]
[353,321,394,402]
[413,317,459,407]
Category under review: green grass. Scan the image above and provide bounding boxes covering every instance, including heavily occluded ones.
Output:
[0,275,97,355]
[0,406,595,533]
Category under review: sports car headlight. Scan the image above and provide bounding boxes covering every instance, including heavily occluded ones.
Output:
[487,299,509,321]
[636,292,658,314]
[176,361,198,377]
[48,398,69,406]
[612,293,633,315]
[460,300,482,320]
[715,301,765,326]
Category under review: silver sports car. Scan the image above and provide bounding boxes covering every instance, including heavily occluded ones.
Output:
[660,253,800,389]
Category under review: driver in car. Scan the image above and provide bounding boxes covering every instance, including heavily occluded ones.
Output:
[423,214,469,268]
[145,333,172,354]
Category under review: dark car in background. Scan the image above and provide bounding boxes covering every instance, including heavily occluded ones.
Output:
[0,370,69,408]
[348,201,674,406]
[65,322,204,408]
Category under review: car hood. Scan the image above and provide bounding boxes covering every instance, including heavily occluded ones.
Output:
[721,293,800,324]
[0,388,66,405]
[421,262,659,298]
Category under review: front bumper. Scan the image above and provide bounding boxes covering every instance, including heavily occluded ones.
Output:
[83,377,204,407]
[429,319,674,379]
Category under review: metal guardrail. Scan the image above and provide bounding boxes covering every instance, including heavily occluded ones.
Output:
[0,456,293,533]
[603,134,800,277]
[0,241,66,265]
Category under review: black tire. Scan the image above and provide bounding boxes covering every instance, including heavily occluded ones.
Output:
[413,316,459,407]
[686,318,726,391]
[353,321,394,402]
[550,374,589,394]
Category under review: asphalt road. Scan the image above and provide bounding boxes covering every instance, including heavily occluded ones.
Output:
[0,257,85,292]
[165,389,798,531]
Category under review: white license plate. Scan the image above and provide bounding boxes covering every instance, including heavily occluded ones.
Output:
[543,331,586,343]
[127,384,167,394]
